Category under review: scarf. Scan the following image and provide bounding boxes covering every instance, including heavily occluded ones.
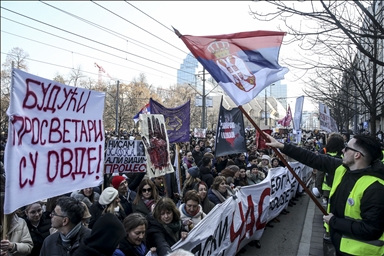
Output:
[135,243,147,256]
[162,221,181,242]
[60,222,82,249]
[142,198,155,211]
[181,204,199,218]
[211,189,227,203]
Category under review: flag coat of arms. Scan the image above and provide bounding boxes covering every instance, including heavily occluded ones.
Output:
[176,29,289,106]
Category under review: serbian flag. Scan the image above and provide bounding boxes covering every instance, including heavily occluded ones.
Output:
[133,103,150,124]
[174,28,289,106]
[278,105,292,127]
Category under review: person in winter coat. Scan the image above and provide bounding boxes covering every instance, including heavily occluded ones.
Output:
[237,165,248,187]
[146,198,188,256]
[70,188,100,209]
[89,187,126,229]
[73,213,126,256]
[23,202,51,256]
[199,157,214,189]
[246,165,265,185]
[181,167,200,197]
[132,179,159,217]
[207,176,234,205]
[266,133,384,256]
[40,197,91,256]
[0,193,33,256]
[193,181,215,215]
[119,213,156,256]
[191,145,203,167]
[179,190,206,232]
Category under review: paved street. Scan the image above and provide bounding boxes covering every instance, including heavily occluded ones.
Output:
[238,193,330,256]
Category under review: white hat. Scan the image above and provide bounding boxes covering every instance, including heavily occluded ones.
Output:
[261,155,270,161]
[99,187,118,205]
[312,187,321,198]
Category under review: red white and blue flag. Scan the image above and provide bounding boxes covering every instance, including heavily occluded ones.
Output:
[133,103,150,124]
[175,29,289,106]
[278,105,292,127]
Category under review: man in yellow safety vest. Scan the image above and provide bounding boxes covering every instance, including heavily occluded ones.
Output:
[266,134,384,256]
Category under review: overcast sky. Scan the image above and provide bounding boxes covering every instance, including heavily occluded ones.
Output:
[1,1,318,110]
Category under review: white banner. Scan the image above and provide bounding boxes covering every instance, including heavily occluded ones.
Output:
[104,140,147,173]
[268,167,291,221]
[293,96,304,131]
[172,179,271,256]
[158,162,310,256]
[4,69,105,214]
[319,102,338,133]
[140,114,174,178]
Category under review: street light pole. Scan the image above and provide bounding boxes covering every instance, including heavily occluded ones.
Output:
[201,68,206,129]
[265,89,267,126]
[115,80,120,135]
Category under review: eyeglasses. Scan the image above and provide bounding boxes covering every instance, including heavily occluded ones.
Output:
[142,188,152,193]
[50,211,68,218]
[344,146,365,157]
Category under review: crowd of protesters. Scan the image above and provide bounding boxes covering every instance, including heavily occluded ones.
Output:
[0,127,383,256]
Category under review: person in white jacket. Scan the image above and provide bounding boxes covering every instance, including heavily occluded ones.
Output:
[0,193,33,256]
[179,190,206,232]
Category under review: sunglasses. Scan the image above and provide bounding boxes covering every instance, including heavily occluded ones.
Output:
[344,146,365,157]
[142,188,152,193]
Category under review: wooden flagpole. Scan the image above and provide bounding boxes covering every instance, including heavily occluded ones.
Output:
[238,105,327,215]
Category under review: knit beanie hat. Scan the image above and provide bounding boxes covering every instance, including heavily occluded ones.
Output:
[261,155,270,162]
[188,166,200,179]
[248,164,259,170]
[111,176,126,190]
[99,187,118,206]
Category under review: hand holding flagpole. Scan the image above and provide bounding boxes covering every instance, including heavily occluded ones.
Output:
[240,110,327,215]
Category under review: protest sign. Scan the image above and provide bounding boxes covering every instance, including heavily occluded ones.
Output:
[4,69,105,214]
[194,128,206,138]
[104,140,147,173]
[140,114,174,178]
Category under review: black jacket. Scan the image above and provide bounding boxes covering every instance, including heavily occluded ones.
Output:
[146,213,185,256]
[73,213,126,256]
[281,143,384,255]
[40,225,91,256]
[192,150,203,167]
[24,212,51,256]
[199,166,214,189]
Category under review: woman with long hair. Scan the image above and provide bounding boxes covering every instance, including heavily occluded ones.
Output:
[181,167,200,196]
[23,202,51,256]
[119,213,156,256]
[0,193,33,256]
[146,198,188,256]
[132,179,159,217]
[207,176,234,205]
[193,181,215,214]
[237,166,249,187]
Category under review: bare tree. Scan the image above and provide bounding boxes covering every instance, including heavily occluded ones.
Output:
[0,47,30,132]
[249,0,383,134]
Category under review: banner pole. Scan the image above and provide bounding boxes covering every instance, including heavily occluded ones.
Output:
[238,105,327,215]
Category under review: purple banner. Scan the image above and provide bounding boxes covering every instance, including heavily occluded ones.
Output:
[150,98,190,143]
[215,98,246,157]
